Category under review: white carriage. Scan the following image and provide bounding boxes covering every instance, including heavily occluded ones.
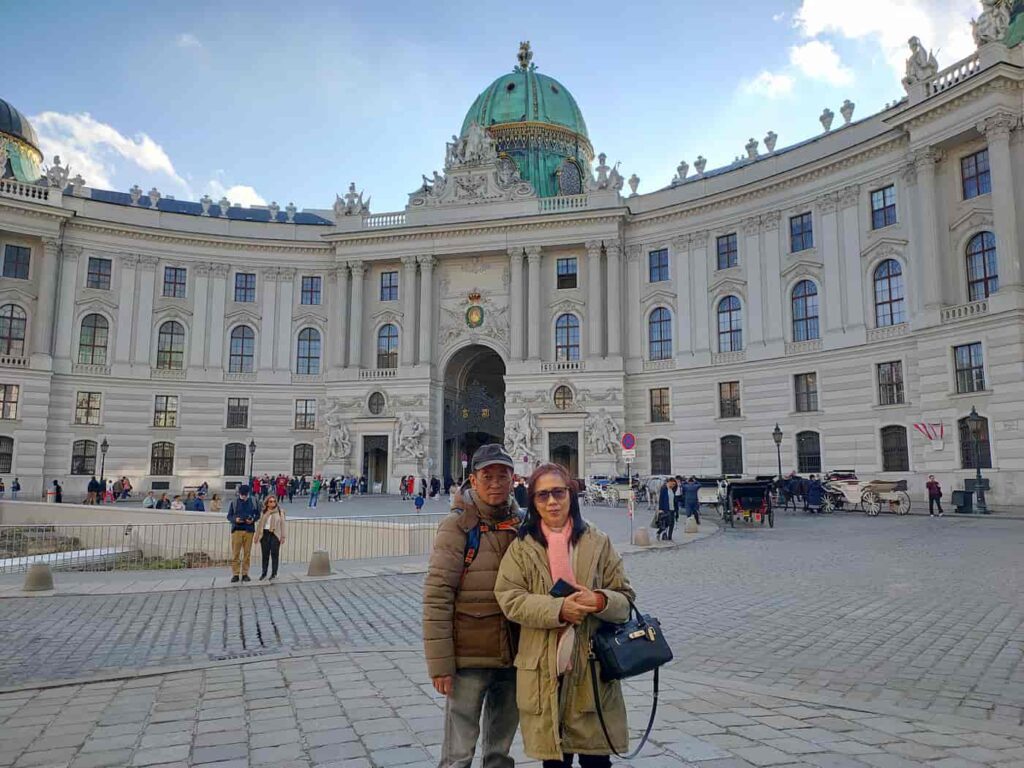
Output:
[822,474,911,516]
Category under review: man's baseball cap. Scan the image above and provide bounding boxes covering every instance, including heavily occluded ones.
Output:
[471,444,514,472]
[238,485,250,495]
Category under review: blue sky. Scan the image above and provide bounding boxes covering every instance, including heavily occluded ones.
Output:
[6,0,981,213]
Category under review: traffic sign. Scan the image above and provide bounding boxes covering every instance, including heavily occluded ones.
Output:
[621,432,636,450]
[621,448,637,460]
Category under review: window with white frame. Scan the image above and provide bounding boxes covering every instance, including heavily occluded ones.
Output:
[74,391,102,425]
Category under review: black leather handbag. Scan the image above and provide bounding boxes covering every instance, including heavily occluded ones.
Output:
[588,601,673,759]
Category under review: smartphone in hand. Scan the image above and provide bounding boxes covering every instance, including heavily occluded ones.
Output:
[549,578,579,598]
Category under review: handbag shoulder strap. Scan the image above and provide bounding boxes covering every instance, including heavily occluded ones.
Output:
[588,656,659,760]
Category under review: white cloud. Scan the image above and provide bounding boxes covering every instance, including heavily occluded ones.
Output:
[772,11,787,22]
[206,181,266,207]
[794,0,978,76]
[175,33,202,49]
[742,70,796,98]
[789,40,855,86]
[31,111,188,193]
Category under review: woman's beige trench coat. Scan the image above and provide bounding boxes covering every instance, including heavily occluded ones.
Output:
[494,524,635,761]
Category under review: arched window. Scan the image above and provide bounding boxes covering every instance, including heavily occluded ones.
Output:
[293,443,314,476]
[224,443,247,476]
[368,392,385,415]
[717,296,742,353]
[791,280,820,342]
[958,415,992,469]
[966,231,998,301]
[651,439,672,475]
[796,431,822,473]
[873,260,906,327]
[229,325,255,373]
[156,321,185,370]
[296,328,321,375]
[377,324,398,369]
[78,314,109,365]
[553,385,574,411]
[880,426,909,472]
[554,314,580,362]
[0,435,12,473]
[648,307,673,361]
[0,304,27,357]
[71,439,97,475]
[150,441,175,476]
[721,435,743,475]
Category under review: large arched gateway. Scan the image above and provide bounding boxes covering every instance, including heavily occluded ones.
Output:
[442,345,505,484]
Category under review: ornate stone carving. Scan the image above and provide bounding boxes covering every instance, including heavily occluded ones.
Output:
[195,263,213,277]
[417,254,436,269]
[841,99,855,125]
[261,267,280,282]
[978,112,1017,140]
[625,244,642,262]
[585,408,619,456]
[148,187,161,209]
[694,156,707,176]
[764,131,778,153]
[267,201,280,222]
[210,263,232,278]
[839,184,861,208]
[912,147,941,171]
[820,108,835,132]
[322,399,353,460]
[70,174,86,196]
[525,246,542,263]
[745,138,759,160]
[138,255,160,269]
[199,195,212,216]
[334,183,370,218]
[401,254,418,270]
[44,156,70,189]
[671,234,690,251]
[690,230,710,248]
[285,202,296,223]
[438,290,509,352]
[902,37,938,92]
[972,0,1011,46]
[395,411,426,460]
[348,261,366,279]
[742,216,761,236]
[218,197,231,217]
[900,161,918,185]
[129,185,143,206]
[671,160,689,186]
[119,253,141,268]
[818,193,838,214]
[277,268,296,281]
[591,152,625,192]
[585,240,602,259]
[504,408,539,461]
[627,174,640,196]
[761,211,781,232]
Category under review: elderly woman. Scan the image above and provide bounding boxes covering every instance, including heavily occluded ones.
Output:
[495,463,635,768]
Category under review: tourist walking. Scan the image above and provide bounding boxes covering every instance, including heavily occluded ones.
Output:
[256,495,286,581]
[10,478,18,501]
[926,475,944,517]
[495,462,636,767]
[414,491,425,513]
[308,476,321,508]
[423,444,522,768]
[682,476,701,524]
[227,485,259,583]
[656,477,677,541]
[52,480,63,503]
[806,475,824,514]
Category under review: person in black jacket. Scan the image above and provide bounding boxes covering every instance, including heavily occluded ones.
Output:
[657,477,678,540]
[227,485,259,583]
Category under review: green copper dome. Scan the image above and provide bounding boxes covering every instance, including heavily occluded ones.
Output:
[0,97,43,183]
[460,44,594,198]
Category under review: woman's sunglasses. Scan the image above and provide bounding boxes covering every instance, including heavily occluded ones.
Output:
[533,487,570,503]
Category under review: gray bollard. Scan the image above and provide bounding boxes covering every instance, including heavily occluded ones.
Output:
[632,527,652,547]
[23,563,54,592]
[307,550,333,577]
[684,516,699,534]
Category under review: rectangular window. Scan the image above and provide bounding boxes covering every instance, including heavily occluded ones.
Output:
[295,399,316,430]
[2,244,30,280]
[163,266,187,298]
[226,397,249,429]
[719,381,741,419]
[790,212,814,253]
[74,391,102,425]
[380,271,399,301]
[870,186,897,229]
[961,148,991,200]
[648,249,669,282]
[234,272,256,303]
[86,257,112,290]
[153,395,178,428]
[556,257,578,289]
[954,342,985,394]
[0,384,19,420]
[716,233,738,270]
[795,373,818,412]
[877,361,905,406]
[300,275,321,305]
[649,387,670,423]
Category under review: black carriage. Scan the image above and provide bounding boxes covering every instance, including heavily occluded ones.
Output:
[722,479,775,529]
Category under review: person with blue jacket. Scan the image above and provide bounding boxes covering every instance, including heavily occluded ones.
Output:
[656,477,678,540]
[227,485,259,582]
[682,476,701,524]
[806,475,825,514]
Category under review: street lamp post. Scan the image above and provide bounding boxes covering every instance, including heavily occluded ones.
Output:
[967,406,988,514]
[99,437,109,485]
[772,424,783,479]
[248,439,256,486]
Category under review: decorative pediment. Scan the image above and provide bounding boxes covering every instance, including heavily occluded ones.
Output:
[860,236,907,262]
[781,257,824,280]
[74,294,119,314]
[549,297,584,315]
[292,311,326,332]
[371,308,404,326]
[222,304,259,326]
[641,288,677,308]
[153,304,194,325]
[0,284,37,305]
[949,207,994,236]
[708,274,747,295]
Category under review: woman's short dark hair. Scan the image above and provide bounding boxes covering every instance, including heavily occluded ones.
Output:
[521,463,586,547]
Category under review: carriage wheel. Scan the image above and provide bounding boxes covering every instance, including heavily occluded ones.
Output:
[607,488,620,506]
[768,509,775,528]
[822,496,835,514]
[862,491,881,516]
[895,491,911,516]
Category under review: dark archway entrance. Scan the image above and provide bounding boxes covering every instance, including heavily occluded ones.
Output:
[443,345,505,485]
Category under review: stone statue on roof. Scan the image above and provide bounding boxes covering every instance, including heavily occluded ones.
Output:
[902,36,939,91]
[973,0,1012,46]
[516,41,533,71]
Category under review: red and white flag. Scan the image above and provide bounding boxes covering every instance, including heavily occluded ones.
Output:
[913,422,944,441]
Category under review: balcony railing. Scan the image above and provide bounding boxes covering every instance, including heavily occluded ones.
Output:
[785,339,823,356]
[292,372,325,384]
[0,354,29,368]
[0,179,53,203]
[643,359,675,372]
[540,360,585,373]
[866,323,909,343]
[930,53,982,96]
[224,371,256,382]
[72,363,111,376]
[941,299,989,324]
[151,368,186,380]
[359,368,398,379]
[363,211,406,228]
[711,351,746,366]
[538,194,589,213]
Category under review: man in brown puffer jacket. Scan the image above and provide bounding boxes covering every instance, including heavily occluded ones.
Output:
[423,444,522,768]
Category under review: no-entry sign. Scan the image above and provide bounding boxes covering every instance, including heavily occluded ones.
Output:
[621,433,636,450]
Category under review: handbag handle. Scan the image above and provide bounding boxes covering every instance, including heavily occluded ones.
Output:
[588,655,659,760]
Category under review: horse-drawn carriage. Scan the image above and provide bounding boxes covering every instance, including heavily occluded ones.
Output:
[821,471,911,516]
[721,478,775,528]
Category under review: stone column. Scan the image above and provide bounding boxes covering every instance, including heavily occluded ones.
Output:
[54,246,82,366]
[979,114,1022,289]
[585,240,603,358]
[259,268,278,373]
[690,232,711,355]
[401,255,418,366]
[911,148,943,311]
[605,241,622,357]
[526,247,542,360]
[348,261,366,368]
[276,268,295,371]
[206,264,229,370]
[625,244,643,360]
[189,264,210,369]
[838,186,865,331]
[507,248,525,361]
[32,237,60,359]
[742,216,765,346]
[336,264,350,368]
[671,237,691,355]
[760,213,784,343]
[132,256,158,366]
[818,194,844,334]
[418,255,436,366]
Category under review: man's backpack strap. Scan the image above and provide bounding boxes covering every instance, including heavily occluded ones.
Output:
[460,518,520,581]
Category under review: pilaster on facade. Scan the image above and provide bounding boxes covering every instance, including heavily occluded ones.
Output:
[525,247,542,360]
[348,260,366,369]
[604,241,622,358]
[907,147,944,323]
[400,255,418,366]
[585,240,603,359]
[978,112,1022,291]
[417,255,436,368]
[624,244,643,362]
[507,247,525,361]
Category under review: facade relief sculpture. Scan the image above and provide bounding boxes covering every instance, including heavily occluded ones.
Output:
[504,408,540,462]
[322,398,353,461]
[395,411,427,460]
[585,408,620,456]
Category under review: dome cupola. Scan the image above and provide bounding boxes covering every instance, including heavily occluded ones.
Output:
[0,98,43,183]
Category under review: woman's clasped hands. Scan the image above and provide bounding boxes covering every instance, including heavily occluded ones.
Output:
[559,584,604,625]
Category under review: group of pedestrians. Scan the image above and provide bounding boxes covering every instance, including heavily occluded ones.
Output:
[226,484,287,582]
[654,475,701,540]
[399,474,442,501]
[424,443,636,768]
